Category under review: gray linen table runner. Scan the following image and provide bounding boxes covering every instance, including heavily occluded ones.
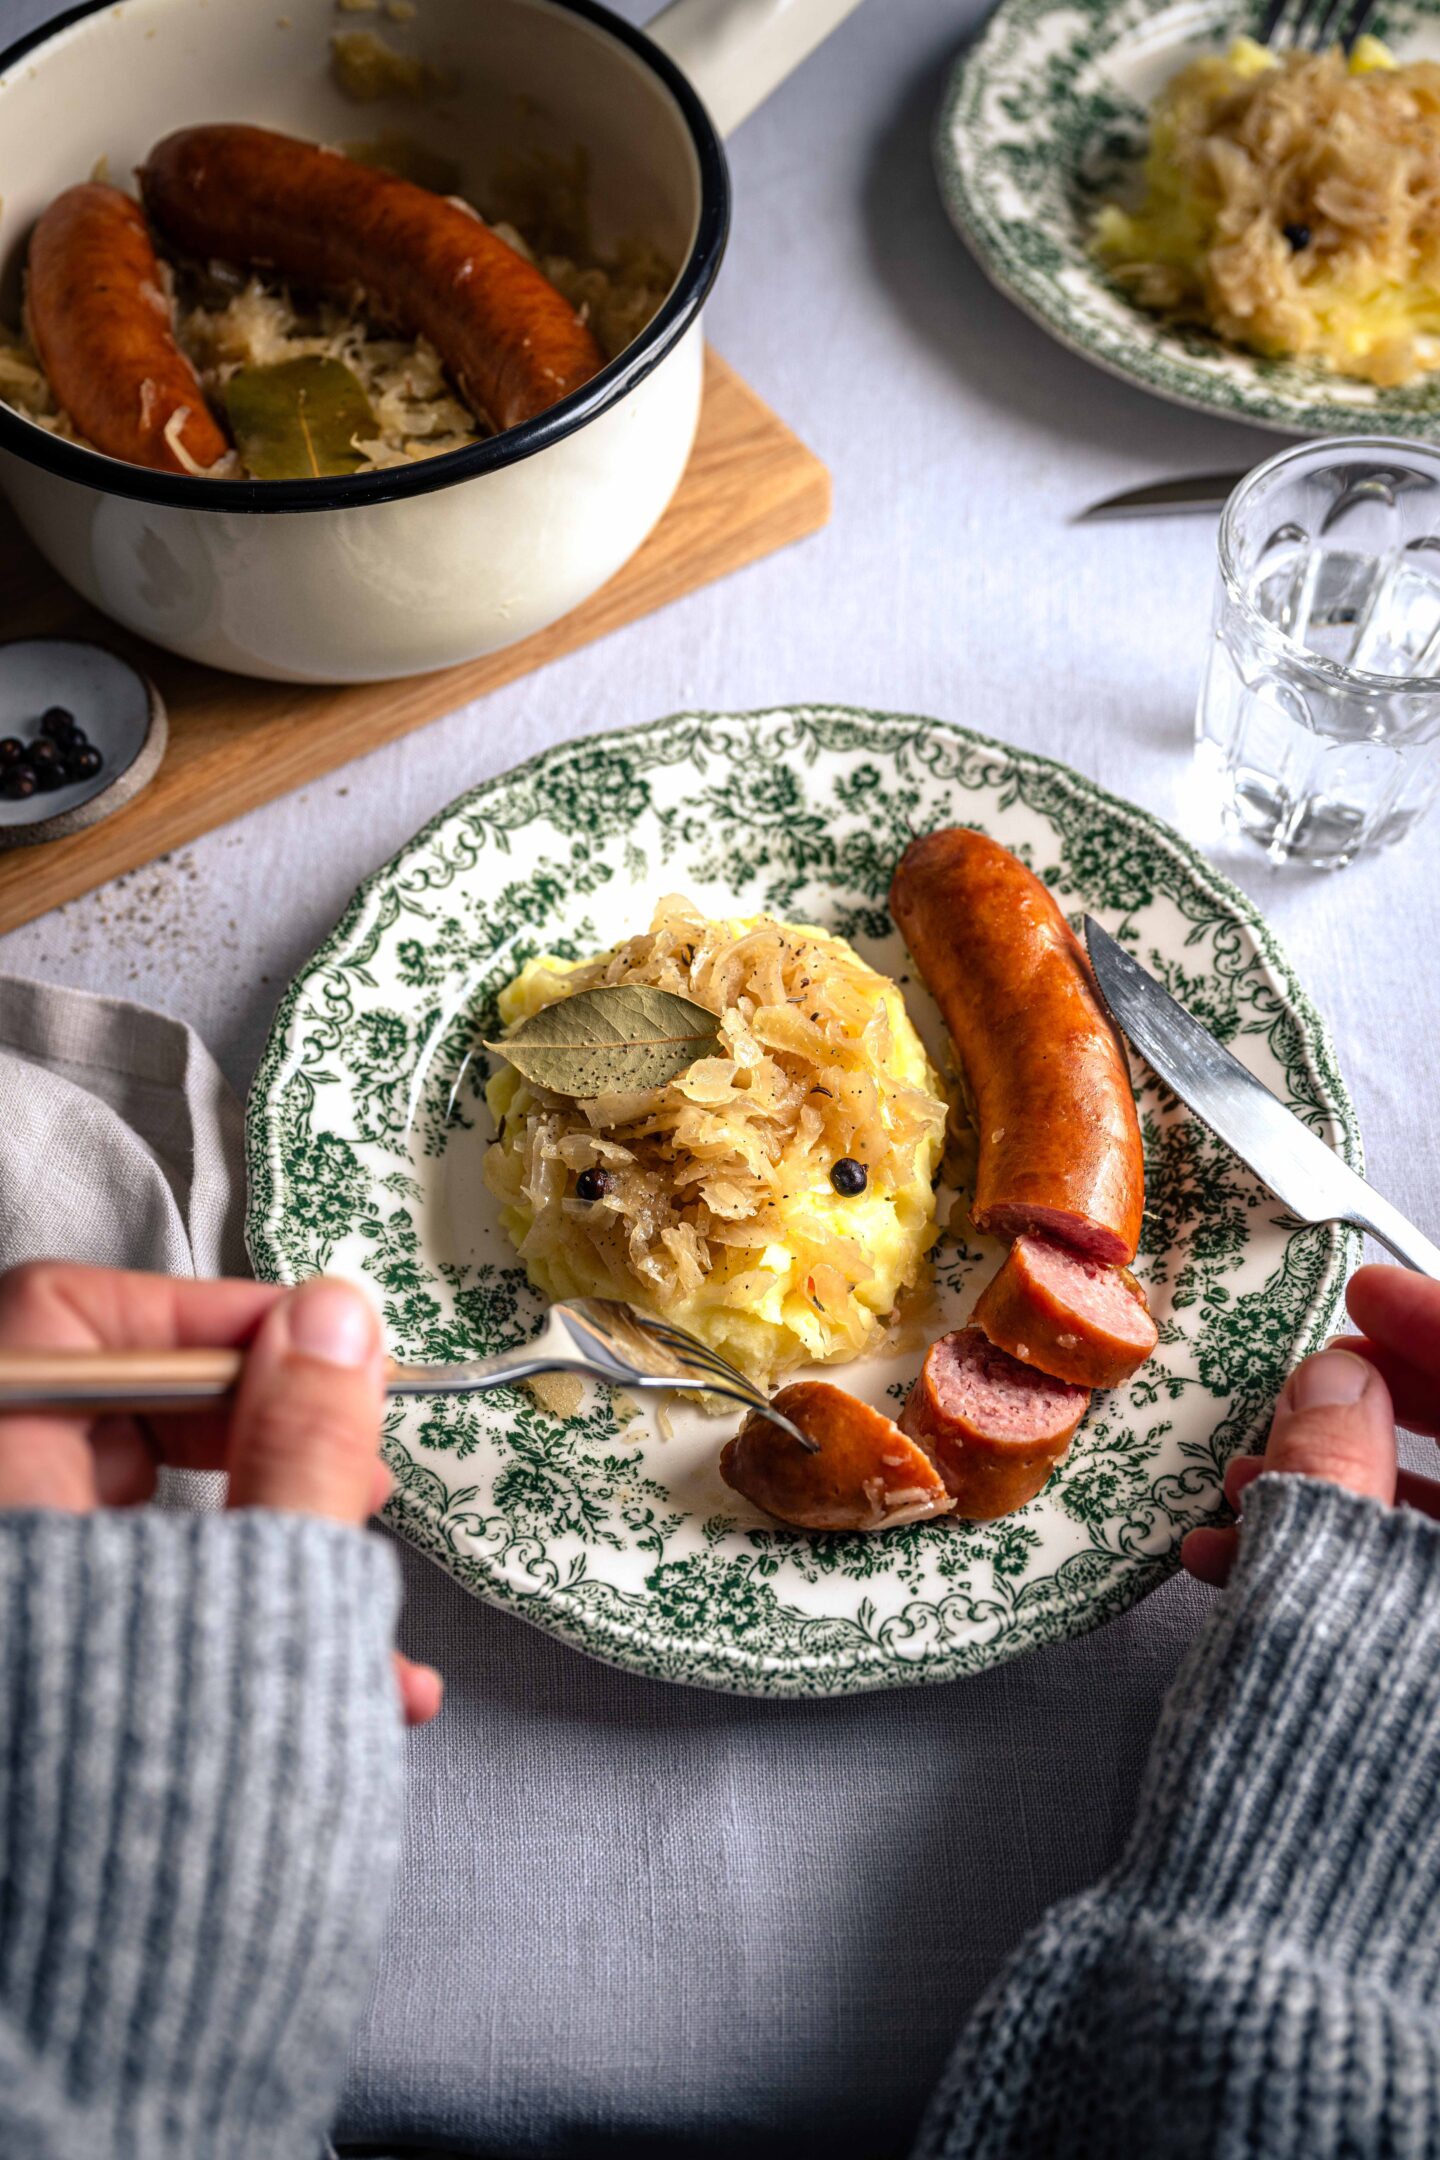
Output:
[0,968,1212,2158]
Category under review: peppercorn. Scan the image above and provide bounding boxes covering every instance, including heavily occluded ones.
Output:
[576,1166,616,1203]
[830,1157,868,1197]
[41,705,78,743]
[1283,222,1311,251]
[28,741,64,790]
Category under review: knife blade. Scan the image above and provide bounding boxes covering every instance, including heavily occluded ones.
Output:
[1075,472,1248,522]
[1083,917,1440,1277]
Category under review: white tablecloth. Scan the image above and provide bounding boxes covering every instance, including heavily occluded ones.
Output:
[2,0,1437,2150]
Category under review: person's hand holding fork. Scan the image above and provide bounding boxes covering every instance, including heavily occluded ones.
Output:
[0,1261,441,1724]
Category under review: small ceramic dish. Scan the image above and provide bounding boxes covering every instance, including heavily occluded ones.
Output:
[0,638,166,849]
[936,0,1440,436]
[247,705,1360,1697]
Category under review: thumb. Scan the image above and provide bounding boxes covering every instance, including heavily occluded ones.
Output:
[227,1277,385,1522]
[1262,1346,1397,1503]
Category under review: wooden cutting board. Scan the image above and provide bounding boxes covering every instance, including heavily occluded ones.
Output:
[0,349,829,935]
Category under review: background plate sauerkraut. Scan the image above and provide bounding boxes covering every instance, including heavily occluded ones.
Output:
[247,707,1359,1695]
[938,0,1440,435]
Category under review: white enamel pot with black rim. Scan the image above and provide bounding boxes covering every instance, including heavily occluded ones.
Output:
[0,0,861,682]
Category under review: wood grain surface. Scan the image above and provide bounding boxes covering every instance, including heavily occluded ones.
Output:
[0,349,830,934]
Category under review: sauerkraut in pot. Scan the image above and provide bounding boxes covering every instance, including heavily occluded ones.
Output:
[1094,36,1440,387]
[0,191,672,474]
[483,899,949,1391]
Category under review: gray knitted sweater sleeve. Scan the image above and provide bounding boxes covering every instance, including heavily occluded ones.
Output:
[918,1473,1440,2159]
[0,1509,404,2160]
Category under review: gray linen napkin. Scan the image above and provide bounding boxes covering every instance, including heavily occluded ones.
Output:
[0,972,248,1505]
[0,972,246,1276]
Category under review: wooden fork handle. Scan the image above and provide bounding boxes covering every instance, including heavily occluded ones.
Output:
[0,1347,406,1417]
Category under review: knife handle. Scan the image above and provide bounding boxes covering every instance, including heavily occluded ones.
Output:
[1349,1191,1440,1281]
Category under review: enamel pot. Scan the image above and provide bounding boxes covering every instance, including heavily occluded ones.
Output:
[0,0,860,681]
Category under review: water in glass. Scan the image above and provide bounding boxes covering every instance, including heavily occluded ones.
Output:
[1196,444,1440,869]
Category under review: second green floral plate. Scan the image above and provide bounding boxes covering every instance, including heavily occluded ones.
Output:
[937,0,1440,436]
[246,708,1359,1695]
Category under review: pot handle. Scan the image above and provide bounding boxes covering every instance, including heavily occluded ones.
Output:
[645,0,864,137]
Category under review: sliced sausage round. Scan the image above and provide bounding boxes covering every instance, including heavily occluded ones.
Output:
[720,1381,955,1532]
[139,126,604,436]
[972,1236,1158,1391]
[900,1326,1088,1520]
[25,183,230,474]
[888,829,1144,1266]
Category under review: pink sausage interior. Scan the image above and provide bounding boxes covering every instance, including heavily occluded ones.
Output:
[982,1201,1130,1267]
[926,1327,1087,1439]
[1018,1237,1155,1346]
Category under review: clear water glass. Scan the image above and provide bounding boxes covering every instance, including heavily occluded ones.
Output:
[1196,439,1440,868]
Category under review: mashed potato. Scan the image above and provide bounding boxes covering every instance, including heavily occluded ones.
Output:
[483,898,948,1390]
[1094,36,1440,387]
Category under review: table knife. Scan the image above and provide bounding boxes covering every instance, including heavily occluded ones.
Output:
[1075,473,1247,522]
[1084,918,1440,1277]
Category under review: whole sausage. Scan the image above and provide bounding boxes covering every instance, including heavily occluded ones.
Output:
[25,183,230,475]
[721,1381,955,1532]
[889,830,1144,1266]
[972,1235,1158,1391]
[139,126,604,435]
[900,1326,1088,1520]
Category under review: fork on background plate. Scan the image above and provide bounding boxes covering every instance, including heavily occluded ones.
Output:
[1257,0,1377,54]
[0,1295,818,1451]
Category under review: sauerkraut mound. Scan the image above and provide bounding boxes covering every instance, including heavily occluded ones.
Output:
[1094,37,1440,387]
[483,900,948,1391]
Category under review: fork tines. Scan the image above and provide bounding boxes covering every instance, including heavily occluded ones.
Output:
[639,1316,772,1403]
[635,1313,821,1454]
[1257,0,1378,53]
[633,1311,749,1368]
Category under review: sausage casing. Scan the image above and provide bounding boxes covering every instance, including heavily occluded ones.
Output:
[889,829,1144,1266]
[139,126,604,435]
[25,183,229,475]
[721,1382,954,1532]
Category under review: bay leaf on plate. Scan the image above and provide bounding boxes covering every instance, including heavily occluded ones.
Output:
[224,357,377,481]
[486,984,722,1097]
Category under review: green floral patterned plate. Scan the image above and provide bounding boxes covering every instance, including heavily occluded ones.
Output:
[937,0,1440,436]
[246,707,1359,1695]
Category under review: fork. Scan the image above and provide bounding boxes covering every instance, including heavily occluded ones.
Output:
[0,1295,819,1451]
[1257,0,1377,53]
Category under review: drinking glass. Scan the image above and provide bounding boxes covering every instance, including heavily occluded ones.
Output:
[1195,439,1440,868]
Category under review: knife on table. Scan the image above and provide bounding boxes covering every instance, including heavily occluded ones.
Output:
[1075,473,1245,522]
[1083,918,1440,1278]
